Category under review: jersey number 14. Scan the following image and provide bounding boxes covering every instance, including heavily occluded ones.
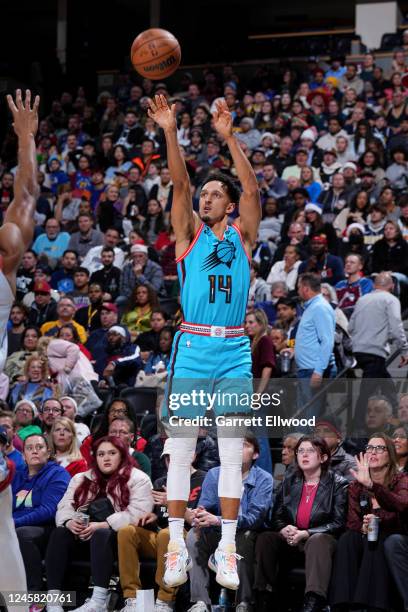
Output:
[208,274,232,303]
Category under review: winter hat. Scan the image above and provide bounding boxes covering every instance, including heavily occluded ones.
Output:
[14,399,38,418]
[301,128,317,142]
[305,203,323,215]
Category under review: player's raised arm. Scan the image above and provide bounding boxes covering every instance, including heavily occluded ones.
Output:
[4,89,39,249]
[147,95,199,252]
[213,99,261,246]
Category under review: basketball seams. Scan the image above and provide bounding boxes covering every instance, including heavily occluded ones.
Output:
[131,39,180,67]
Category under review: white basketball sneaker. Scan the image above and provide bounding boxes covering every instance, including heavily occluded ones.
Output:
[163,541,193,587]
[208,544,242,590]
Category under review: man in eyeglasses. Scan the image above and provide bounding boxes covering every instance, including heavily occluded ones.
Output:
[0,90,40,375]
[39,398,64,437]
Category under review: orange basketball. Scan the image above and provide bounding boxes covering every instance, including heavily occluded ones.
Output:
[131,28,181,80]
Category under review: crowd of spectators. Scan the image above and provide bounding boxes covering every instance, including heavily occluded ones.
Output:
[1,46,408,612]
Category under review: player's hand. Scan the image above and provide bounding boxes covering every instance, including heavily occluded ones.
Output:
[310,372,322,388]
[7,89,40,138]
[147,95,176,131]
[212,99,233,140]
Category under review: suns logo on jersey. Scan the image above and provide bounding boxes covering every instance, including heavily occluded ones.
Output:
[201,239,236,271]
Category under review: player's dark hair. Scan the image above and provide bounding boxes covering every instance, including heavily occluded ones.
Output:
[201,171,241,204]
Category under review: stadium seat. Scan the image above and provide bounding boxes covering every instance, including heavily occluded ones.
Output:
[119,386,158,420]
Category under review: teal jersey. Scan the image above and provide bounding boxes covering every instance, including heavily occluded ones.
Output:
[176,223,250,327]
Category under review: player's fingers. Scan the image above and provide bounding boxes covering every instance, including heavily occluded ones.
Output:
[16,89,23,110]
[25,89,31,110]
[161,94,168,109]
[170,103,177,118]
[148,98,157,113]
[6,94,18,114]
[33,95,40,113]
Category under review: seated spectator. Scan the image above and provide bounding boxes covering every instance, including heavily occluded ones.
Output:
[60,396,90,446]
[255,436,348,612]
[392,424,408,471]
[89,247,121,301]
[148,165,173,212]
[56,323,92,359]
[385,147,408,193]
[32,218,70,264]
[255,281,289,325]
[16,249,38,301]
[119,244,164,302]
[96,184,125,233]
[258,196,282,246]
[40,296,87,344]
[67,213,104,261]
[298,234,344,286]
[117,439,205,611]
[27,280,59,328]
[304,204,338,254]
[45,436,153,612]
[300,166,322,205]
[13,399,39,442]
[82,228,125,275]
[335,254,373,318]
[12,433,71,592]
[364,203,387,251]
[75,282,105,332]
[333,190,371,235]
[65,267,91,310]
[248,261,269,307]
[273,222,309,263]
[108,416,151,477]
[330,434,408,612]
[398,394,408,424]
[398,195,408,240]
[121,284,159,342]
[50,416,88,476]
[105,144,132,182]
[137,309,168,352]
[274,432,304,483]
[9,354,53,410]
[38,397,64,437]
[86,303,119,373]
[371,220,408,285]
[7,302,28,357]
[50,249,78,293]
[141,198,167,245]
[143,327,174,374]
[245,309,276,392]
[187,434,273,610]
[99,326,140,388]
[314,416,356,481]
[266,245,302,292]
[0,409,25,470]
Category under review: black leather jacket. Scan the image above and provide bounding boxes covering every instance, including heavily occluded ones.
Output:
[272,468,348,537]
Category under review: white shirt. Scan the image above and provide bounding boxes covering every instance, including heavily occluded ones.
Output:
[82,246,125,275]
[266,260,301,291]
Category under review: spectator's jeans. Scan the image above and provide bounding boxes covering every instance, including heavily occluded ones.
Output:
[254,531,336,598]
[384,534,408,611]
[296,364,337,421]
[16,525,53,591]
[45,526,117,590]
[353,352,398,430]
[117,525,176,603]
[186,528,257,605]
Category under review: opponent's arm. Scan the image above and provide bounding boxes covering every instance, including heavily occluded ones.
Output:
[147,95,199,252]
[4,89,40,248]
[213,99,261,246]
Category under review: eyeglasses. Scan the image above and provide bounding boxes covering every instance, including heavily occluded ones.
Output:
[109,408,127,416]
[42,407,63,415]
[365,445,388,454]
[296,448,318,456]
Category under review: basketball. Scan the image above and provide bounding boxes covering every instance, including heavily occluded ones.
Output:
[130,28,181,80]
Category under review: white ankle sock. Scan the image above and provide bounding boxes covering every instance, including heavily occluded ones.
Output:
[219,519,237,549]
[168,517,185,544]
[47,591,63,612]
[91,586,109,606]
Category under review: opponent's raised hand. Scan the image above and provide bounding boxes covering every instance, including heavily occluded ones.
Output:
[7,89,40,138]
[212,98,233,140]
[147,94,176,131]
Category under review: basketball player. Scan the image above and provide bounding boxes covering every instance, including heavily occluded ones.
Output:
[0,89,39,372]
[0,426,27,612]
[148,95,261,592]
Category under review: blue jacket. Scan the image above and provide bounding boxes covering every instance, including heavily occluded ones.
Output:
[12,461,70,528]
[198,465,273,531]
[294,293,335,375]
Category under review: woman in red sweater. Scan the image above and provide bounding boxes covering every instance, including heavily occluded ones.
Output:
[50,416,88,477]
[245,309,276,392]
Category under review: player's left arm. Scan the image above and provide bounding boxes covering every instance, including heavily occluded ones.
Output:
[213,99,261,250]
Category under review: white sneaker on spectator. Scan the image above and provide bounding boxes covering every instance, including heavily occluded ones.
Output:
[119,598,138,612]
[208,544,241,590]
[71,599,108,612]
[163,541,192,587]
[154,600,175,611]
[187,603,209,612]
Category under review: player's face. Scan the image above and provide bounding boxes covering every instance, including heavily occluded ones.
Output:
[199,181,235,224]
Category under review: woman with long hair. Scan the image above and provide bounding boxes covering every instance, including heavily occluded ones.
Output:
[330,433,408,612]
[141,199,167,245]
[45,436,153,612]
[105,145,132,182]
[121,284,159,341]
[255,436,348,612]
[300,166,322,202]
[5,326,41,385]
[245,309,276,393]
[392,424,408,471]
[50,416,88,476]
[372,220,408,279]
[334,190,371,235]
[358,150,385,183]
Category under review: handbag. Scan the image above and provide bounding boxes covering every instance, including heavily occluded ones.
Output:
[87,497,115,522]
